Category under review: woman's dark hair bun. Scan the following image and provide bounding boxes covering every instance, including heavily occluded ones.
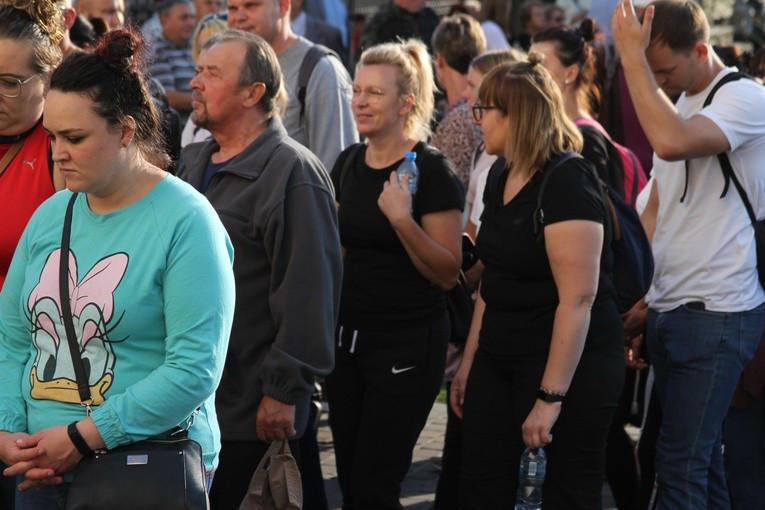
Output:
[94,27,145,75]
[576,18,595,43]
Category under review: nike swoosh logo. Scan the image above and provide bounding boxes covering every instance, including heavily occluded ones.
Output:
[391,366,416,375]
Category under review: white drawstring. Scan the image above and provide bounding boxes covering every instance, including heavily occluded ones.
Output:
[338,325,344,347]
[350,330,358,353]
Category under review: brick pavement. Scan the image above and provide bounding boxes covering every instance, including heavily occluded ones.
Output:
[317,401,618,509]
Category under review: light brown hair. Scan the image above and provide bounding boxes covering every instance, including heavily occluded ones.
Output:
[478,53,582,178]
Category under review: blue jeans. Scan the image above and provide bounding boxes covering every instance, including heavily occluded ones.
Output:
[15,472,215,509]
[647,303,764,510]
[724,390,765,510]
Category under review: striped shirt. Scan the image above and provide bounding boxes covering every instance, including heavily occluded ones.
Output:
[148,35,195,93]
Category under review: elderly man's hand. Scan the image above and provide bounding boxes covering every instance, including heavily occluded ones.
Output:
[255,395,297,442]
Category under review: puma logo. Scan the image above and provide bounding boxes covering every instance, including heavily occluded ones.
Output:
[391,365,416,375]
[23,159,36,170]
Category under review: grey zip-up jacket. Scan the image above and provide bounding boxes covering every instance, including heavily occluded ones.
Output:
[178,116,342,440]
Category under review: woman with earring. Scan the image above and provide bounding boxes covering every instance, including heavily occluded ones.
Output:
[325,39,464,509]
[0,28,235,508]
[450,56,624,509]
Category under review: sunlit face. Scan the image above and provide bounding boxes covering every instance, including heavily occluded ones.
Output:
[646,42,701,97]
[194,0,222,21]
[161,2,197,45]
[43,90,130,197]
[463,66,484,106]
[0,39,46,136]
[82,0,125,29]
[351,64,410,140]
[226,0,282,44]
[190,41,250,131]
[473,94,508,157]
[529,5,547,33]
[529,41,569,92]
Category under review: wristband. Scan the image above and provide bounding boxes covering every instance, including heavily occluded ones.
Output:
[537,387,566,403]
[67,421,93,456]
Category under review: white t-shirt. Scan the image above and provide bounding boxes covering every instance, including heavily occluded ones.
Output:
[467,149,498,231]
[648,67,765,312]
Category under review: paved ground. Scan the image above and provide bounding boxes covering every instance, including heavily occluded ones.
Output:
[317,401,618,509]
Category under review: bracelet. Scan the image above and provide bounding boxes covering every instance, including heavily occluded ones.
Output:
[537,387,566,403]
[67,421,93,456]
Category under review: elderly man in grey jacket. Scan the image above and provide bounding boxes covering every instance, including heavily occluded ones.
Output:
[177,29,342,509]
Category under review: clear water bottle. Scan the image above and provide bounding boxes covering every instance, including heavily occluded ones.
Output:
[396,151,419,195]
[515,447,546,510]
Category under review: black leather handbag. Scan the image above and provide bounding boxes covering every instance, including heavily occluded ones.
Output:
[59,194,210,510]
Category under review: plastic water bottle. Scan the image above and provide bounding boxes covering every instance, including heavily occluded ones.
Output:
[396,151,419,195]
[515,447,546,510]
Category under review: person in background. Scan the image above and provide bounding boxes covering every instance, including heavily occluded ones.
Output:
[178,29,342,509]
[0,5,65,508]
[148,0,197,123]
[180,13,227,147]
[74,0,125,30]
[545,5,566,28]
[325,39,464,509]
[0,27,235,509]
[226,0,357,173]
[448,1,510,52]
[512,0,548,51]
[291,0,345,63]
[430,13,487,187]
[462,49,524,244]
[359,0,440,56]
[451,56,624,509]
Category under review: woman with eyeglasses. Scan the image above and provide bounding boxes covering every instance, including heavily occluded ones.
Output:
[324,39,464,509]
[450,55,624,509]
[0,3,65,292]
[0,4,65,507]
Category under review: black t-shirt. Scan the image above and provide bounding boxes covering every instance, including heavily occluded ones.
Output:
[331,142,465,331]
[476,156,622,360]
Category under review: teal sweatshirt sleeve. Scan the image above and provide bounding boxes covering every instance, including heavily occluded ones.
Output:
[91,195,235,448]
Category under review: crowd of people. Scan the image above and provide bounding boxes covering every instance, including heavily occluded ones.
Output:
[0,0,764,509]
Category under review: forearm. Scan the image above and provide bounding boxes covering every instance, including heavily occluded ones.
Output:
[391,215,461,290]
[541,300,592,394]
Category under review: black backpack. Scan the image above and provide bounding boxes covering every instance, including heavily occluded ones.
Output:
[486,153,654,312]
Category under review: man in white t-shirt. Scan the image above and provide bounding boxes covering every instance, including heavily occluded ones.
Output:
[613,0,765,508]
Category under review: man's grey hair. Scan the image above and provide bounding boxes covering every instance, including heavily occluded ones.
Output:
[202,29,285,116]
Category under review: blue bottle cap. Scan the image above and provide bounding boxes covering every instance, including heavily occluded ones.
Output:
[404,151,417,161]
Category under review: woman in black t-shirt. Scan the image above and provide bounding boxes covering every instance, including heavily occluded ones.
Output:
[325,39,464,509]
[450,55,624,509]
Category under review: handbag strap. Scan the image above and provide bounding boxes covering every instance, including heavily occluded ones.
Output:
[59,193,94,409]
[0,140,24,179]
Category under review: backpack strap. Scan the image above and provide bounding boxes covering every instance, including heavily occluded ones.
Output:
[298,44,340,126]
[681,71,752,202]
[533,152,581,241]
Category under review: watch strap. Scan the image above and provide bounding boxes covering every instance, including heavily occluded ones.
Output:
[67,421,92,456]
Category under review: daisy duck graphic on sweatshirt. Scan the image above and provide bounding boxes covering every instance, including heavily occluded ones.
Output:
[27,249,128,404]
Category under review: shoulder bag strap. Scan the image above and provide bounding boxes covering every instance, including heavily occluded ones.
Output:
[59,193,94,409]
[533,152,580,240]
[0,140,24,179]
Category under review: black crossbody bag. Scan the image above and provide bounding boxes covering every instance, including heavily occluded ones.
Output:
[59,193,210,510]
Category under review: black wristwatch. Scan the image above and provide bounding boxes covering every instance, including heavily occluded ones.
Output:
[537,387,566,403]
[67,421,93,456]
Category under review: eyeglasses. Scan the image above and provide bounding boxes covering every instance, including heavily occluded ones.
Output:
[471,103,500,122]
[0,74,40,99]
[349,87,389,104]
